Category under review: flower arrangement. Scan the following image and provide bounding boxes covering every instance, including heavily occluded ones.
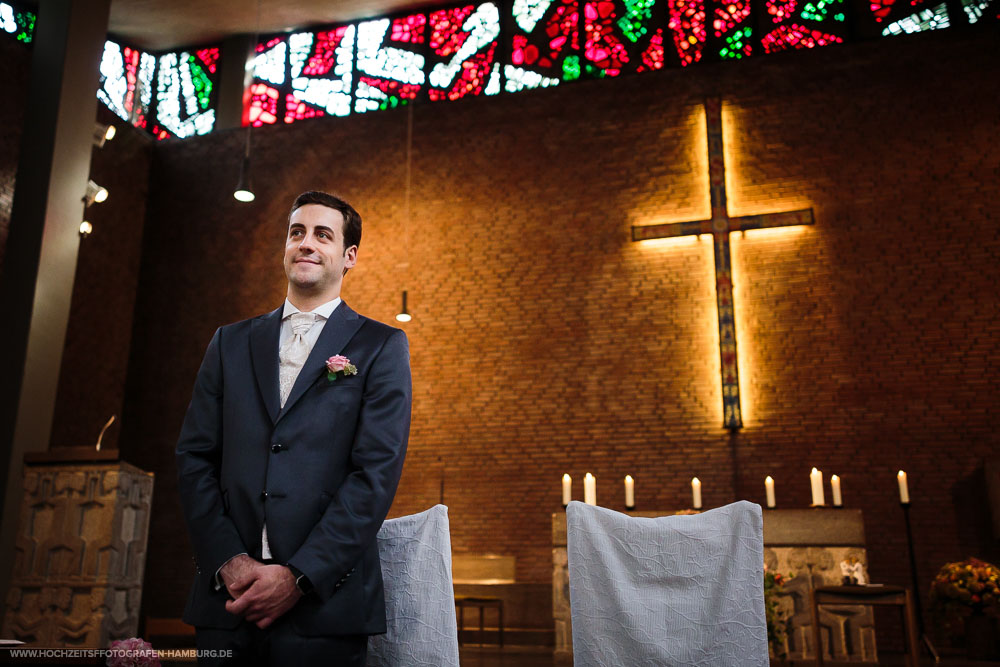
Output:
[106,637,160,667]
[764,567,790,660]
[930,557,1000,635]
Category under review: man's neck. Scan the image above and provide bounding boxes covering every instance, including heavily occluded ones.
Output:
[286,287,340,313]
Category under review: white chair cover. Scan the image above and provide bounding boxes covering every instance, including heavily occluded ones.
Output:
[567,500,767,667]
[367,504,460,667]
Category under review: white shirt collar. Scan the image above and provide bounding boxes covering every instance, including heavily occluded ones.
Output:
[282,297,342,320]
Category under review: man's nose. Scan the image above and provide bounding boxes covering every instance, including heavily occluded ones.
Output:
[298,234,316,250]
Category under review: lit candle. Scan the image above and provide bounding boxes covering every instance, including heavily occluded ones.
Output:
[624,475,635,508]
[810,468,825,506]
[562,474,572,506]
[691,477,702,509]
[897,470,910,504]
[584,473,596,506]
[765,476,776,508]
[831,475,842,506]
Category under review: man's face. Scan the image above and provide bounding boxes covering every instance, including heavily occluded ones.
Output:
[283,204,357,293]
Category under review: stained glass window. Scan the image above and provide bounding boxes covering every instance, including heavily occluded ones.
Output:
[508,0,578,88]
[97,40,156,130]
[881,2,949,33]
[289,28,356,120]
[761,0,847,53]
[153,49,219,139]
[667,0,706,66]
[0,2,34,44]
[959,0,993,22]
[582,0,668,76]
[355,16,426,113]
[249,29,357,125]
[427,3,502,100]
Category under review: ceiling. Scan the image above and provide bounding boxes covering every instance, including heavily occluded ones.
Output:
[108,0,440,51]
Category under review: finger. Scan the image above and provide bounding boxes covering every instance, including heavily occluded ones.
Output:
[226,593,253,615]
[256,616,275,630]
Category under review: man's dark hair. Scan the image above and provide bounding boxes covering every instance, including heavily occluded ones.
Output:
[289,191,362,250]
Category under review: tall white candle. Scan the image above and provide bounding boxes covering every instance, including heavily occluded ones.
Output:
[584,473,596,506]
[691,477,702,509]
[562,474,572,506]
[810,468,825,506]
[624,475,635,508]
[831,475,842,506]
[765,476,776,508]
[897,470,910,504]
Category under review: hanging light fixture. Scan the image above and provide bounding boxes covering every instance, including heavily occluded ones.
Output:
[234,0,260,203]
[395,105,414,323]
[233,144,254,202]
[395,291,411,323]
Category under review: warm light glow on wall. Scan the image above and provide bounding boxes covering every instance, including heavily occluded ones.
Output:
[698,235,724,426]
[632,235,700,250]
[628,103,710,239]
[722,102,813,219]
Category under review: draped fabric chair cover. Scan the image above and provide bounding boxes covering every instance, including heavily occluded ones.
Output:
[567,500,768,667]
[367,505,460,667]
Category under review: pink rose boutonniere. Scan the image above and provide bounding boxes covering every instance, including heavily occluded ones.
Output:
[326,355,358,382]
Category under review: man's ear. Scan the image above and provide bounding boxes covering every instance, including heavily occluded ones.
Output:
[343,245,358,274]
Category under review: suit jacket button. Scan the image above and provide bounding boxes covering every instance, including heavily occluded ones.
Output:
[261,491,268,499]
[271,443,282,453]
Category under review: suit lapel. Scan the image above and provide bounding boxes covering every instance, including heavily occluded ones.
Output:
[277,301,364,422]
[250,306,283,424]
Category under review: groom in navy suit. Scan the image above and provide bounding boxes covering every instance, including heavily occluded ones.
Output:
[176,191,411,665]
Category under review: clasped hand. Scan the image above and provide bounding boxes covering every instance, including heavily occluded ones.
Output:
[221,554,302,629]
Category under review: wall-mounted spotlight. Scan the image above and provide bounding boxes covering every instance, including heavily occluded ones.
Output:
[395,290,412,323]
[84,180,109,207]
[79,221,93,237]
[93,122,116,148]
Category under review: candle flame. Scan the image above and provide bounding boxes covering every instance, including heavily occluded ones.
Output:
[765,476,773,483]
[897,470,906,478]
[563,473,571,482]
[625,475,633,482]
[585,472,593,480]
[831,474,840,482]
[811,467,818,474]
[692,477,700,485]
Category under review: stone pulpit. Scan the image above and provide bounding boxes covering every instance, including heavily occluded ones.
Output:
[2,448,154,647]
[553,507,874,662]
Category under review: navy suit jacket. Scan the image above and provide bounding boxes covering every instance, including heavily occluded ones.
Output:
[176,301,411,636]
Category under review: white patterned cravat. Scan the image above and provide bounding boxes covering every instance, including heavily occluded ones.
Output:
[278,311,318,408]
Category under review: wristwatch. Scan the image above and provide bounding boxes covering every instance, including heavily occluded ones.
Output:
[286,564,314,595]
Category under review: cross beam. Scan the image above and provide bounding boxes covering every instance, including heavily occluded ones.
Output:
[632,98,814,430]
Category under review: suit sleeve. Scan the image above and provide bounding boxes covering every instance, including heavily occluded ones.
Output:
[287,328,412,601]
[175,328,247,585]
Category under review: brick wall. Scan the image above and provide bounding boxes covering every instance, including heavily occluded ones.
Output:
[0,38,32,274]
[104,26,999,640]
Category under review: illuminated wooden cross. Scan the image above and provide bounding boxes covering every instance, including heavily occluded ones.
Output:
[631,98,814,430]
